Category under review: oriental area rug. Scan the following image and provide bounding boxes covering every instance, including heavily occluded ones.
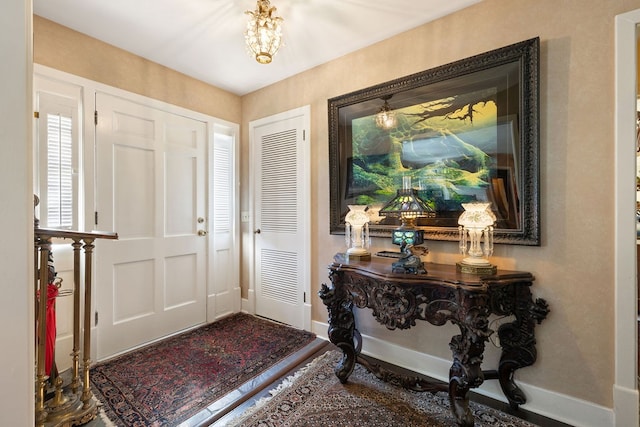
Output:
[90,313,315,426]
[228,351,540,427]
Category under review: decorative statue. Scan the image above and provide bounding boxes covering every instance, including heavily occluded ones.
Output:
[391,244,427,274]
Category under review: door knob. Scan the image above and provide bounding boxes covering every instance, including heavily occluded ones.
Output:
[254,229,261,234]
[198,230,208,236]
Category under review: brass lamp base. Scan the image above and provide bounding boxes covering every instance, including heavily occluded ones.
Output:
[456,262,497,275]
[346,252,371,261]
[346,246,371,261]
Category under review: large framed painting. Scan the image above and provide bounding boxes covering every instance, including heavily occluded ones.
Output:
[328,37,540,245]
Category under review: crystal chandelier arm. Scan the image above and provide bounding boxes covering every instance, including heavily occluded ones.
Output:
[458,226,467,255]
[483,226,494,257]
[364,223,370,250]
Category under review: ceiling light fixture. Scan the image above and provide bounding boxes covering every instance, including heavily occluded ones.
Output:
[245,0,283,65]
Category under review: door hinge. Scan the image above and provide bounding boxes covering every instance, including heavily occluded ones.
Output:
[94,211,98,225]
[303,129,306,141]
[95,311,99,326]
[94,110,98,125]
[34,111,39,119]
[303,292,306,303]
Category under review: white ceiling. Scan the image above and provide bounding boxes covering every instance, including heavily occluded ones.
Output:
[33,0,481,96]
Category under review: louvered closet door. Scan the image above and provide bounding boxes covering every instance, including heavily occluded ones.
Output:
[253,108,309,329]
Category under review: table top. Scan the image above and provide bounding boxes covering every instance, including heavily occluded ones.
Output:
[330,253,533,289]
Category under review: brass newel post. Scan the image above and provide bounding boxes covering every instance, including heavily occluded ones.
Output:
[81,238,95,408]
[70,239,82,394]
[33,228,117,427]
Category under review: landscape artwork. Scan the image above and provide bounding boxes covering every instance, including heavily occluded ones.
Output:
[347,88,505,226]
[329,38,540,245]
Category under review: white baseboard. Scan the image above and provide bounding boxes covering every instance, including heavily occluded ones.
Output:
[613,383,639,427]
[312,320,614,427]
[303,303,312,331]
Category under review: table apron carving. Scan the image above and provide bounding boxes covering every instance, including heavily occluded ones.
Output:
[319,257,549,427]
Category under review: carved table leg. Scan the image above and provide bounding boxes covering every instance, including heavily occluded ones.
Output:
[494,285,549,409]
[319,279,358,383]
[448,303,492,427]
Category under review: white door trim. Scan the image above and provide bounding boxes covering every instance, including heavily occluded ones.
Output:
[246,105,311,330]
[613,9,640,427]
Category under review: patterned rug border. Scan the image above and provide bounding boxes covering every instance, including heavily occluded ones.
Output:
[228,350,540,427]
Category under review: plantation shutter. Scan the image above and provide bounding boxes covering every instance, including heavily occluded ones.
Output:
[36,91,78,230]
[213,140,232,233]
[46,113,74,228]
[208,128,239,319]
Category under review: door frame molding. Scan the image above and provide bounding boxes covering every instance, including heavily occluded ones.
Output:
[246,105,311,330]
[613,8,640,426]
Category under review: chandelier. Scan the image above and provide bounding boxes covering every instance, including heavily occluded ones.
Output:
[245,0,283,64]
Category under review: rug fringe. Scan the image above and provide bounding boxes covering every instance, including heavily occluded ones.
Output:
[96,405,117,427]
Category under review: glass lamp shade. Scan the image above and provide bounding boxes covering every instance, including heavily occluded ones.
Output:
[378,177,433,252]
[344,205,371,259]
[458,202,496,270]
[458,202,496,229]
[379,188,434,227]
[245,0,283,64]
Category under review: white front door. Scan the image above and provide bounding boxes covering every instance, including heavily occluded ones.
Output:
[94,92,207,359]
[250,106,310,330]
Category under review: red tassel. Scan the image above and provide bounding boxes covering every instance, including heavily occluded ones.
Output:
[45,283,59,376]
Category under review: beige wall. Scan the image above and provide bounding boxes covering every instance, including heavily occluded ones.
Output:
[33,0,638,412]
[241,0,639,409]
[34,16,241,123]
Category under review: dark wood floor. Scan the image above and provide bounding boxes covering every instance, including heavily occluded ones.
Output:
[199,338,571,427]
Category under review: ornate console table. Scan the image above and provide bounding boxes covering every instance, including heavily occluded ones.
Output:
[319,254,549,427]
[34,227,118,427]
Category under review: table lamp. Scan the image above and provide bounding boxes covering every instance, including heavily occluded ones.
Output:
[344,205,371,260]
[457,202,497,274]
[378,177,434,273]
[379,176,434,250]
